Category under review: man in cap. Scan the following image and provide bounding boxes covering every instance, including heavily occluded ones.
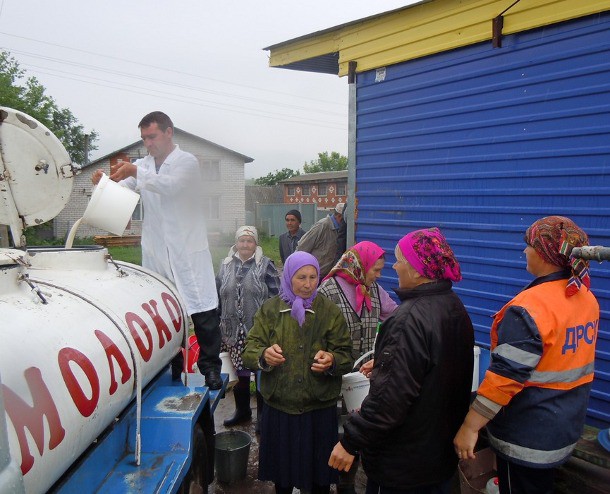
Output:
[279,209,306,264]
[297,202,346,279]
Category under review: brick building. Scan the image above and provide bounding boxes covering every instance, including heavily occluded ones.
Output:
[55,128,252,239]
[280,170,347,210]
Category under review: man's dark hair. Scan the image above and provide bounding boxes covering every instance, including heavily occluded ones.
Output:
[138,111,174,131]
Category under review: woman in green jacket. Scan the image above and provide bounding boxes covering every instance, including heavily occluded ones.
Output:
[243,251,353,494]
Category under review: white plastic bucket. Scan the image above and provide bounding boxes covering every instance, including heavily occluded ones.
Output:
[83,173,140,236]
[472,346,481,392]
[220,352,238,385]
[341,371,370,413]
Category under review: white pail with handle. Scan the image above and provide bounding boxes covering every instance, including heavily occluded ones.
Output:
[83,173,140,236]
[220,352,238,385]
[341,350,374,413]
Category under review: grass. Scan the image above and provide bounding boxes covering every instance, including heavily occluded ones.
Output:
[23,229,281,269]
[107,234,281,269]
[107,246,142,265]
[211,233,281,268]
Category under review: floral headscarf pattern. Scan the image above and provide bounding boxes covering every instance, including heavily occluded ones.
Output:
[397,227,462,282]
[525,216,590,296]
[323,241,385,313]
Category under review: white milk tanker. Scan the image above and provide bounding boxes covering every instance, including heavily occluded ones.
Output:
[0,108,224,494]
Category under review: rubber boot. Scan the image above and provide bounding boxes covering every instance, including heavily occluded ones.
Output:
[223,376,252,427]
[255,390,264,434]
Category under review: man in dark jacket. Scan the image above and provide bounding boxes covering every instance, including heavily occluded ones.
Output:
[279,209,305,264]
[329,228,474,494]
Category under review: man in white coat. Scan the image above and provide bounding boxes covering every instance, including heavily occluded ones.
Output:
[92,111,222,389]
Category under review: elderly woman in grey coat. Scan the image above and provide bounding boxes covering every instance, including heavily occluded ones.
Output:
[216,226,279,428]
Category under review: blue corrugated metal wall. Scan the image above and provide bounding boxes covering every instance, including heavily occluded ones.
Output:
[355,12,610,426]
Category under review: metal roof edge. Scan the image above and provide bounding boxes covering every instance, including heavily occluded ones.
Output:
[85,128,254,168]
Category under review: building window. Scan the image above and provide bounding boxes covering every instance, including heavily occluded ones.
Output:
[205,196,220,220]
[287,185,296,196]
[201,160,221,181]
[336,182,346,195]
[131,199,143,221]
[318,184,327,196]
[302,185,310,196]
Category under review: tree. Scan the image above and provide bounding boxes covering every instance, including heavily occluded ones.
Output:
[303,151,347,174]
[0,50,97,164]
[254,167,300,186]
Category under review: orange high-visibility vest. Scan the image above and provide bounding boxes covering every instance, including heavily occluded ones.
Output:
[478,278,599,406]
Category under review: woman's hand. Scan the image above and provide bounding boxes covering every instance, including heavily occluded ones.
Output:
[453,408,489,460]
[453,423,478,460]
[360,358,374,378]
[328,442,354,472]
[311,350,334,373]
[263,344,286,367]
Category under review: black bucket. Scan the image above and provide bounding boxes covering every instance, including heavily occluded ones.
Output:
[214,430,252,483]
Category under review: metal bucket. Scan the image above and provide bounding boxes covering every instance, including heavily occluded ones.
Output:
[214,430,251,483]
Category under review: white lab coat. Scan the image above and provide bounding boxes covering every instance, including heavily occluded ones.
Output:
[120,145,218,315]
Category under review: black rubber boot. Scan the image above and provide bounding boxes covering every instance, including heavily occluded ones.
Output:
[223,376,252,427]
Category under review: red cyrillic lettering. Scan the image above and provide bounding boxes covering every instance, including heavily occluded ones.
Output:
[94,330,132,394]
[142,300,172,349]
[162,292,183,332]
[126,312,153,361]
[2,368,66,475]
[58,348,100,418]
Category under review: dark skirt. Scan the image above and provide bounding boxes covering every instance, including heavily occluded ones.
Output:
[258,402,339,489]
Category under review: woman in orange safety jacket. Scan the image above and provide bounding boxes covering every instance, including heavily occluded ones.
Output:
[454,216,599,494]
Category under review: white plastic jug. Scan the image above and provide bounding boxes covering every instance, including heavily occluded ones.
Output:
[485,476,500,494]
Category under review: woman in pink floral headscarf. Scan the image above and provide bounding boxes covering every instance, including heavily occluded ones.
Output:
[319,241,398,494]
[320,241,398,360]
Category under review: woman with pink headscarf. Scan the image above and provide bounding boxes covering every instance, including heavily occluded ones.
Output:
[329,227,474,494]
[319,241,398,360]
[319,241,398,494]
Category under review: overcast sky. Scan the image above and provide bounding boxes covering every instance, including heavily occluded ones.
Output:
[0,0,416,179]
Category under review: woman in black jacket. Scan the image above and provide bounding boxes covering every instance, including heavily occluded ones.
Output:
[329,227,474,494]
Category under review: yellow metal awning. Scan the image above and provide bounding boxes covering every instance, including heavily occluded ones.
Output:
[265,0,610,76]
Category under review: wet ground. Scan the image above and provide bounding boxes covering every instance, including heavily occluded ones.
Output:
[210,388,610,494]
[210,388,367,493]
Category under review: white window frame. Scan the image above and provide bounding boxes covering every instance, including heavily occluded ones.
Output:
[201,159,221,181]
[205,196,221,220]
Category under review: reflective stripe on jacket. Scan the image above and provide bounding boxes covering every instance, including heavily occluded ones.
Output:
[477,273,599,468]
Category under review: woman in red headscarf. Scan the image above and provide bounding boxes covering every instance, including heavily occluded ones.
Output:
[454,216,599,494]
[319,241,398,362]
[329,228,474,494]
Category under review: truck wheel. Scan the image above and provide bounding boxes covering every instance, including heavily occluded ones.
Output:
[179,423,208,494]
